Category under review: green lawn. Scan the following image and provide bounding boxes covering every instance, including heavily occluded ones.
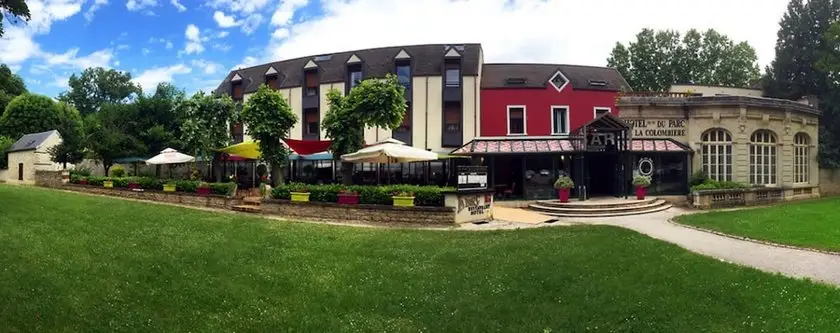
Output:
[677,197,840,252]
[2,186,840,332]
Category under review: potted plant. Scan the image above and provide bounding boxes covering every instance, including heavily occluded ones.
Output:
[290,184,310,202]
[392,191,415,207]
[553,176,574,203]
[163,181,177,192]
[337,189,360,205]
[79,177,89,185]
[128,178,141,190]
[196,182,212,196]
[103,178,114,188]
[633,176,651,200]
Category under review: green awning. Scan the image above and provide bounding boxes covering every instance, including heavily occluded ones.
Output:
[114,157,147,163]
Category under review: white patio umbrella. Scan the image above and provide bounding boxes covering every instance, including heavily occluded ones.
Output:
[145,148,196,165]
[341,138,438,163]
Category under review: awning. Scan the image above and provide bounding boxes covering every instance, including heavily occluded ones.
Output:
[451,138,691,155]
[289,152,334,161]
[283,138,332,155]
[114,157,147,163]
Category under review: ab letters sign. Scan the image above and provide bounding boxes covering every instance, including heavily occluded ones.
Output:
[625,119,687,139]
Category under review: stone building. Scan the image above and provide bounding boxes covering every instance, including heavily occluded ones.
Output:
[3,130,67,185]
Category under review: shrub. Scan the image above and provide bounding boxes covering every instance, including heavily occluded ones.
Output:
[70,174,81,184]
[70,166,93,177]
[110,165,126,178]
[288,182,310,193]
[690,179,748,192]
[87,176,106,186]
[268,184,449,207]
[209,183,236,196]
[174,180,199,193]
[553,176,574,189]
[632,176,651,187]
[690,170,707,187]
[138,177,163,190]
[271,186,291,200]
[111,177,129,188]
[309,183,341,203]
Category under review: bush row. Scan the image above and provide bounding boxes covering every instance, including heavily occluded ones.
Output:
[690,179,749,192]
[270,183,452,207]
[69,175,236,196]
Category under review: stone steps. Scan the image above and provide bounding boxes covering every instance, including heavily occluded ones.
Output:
[528,197,672,218]
[232,196,262,213]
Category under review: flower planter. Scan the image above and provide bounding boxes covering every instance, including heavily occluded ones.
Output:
[103,181,114,188]
[635,186,646,200]
[557,188,570,203]
[291,192,310,202]
[128,183,141,189]
[79,179,89,185]
[392,196,415,207]
[337,194,360,205]
[163,184,177,192]
[196,187,212,196]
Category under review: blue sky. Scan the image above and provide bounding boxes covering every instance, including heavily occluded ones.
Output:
[2,0,791,98]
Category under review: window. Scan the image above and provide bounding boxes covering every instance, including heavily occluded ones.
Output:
[265,75,278,89]
[551,106,568,134]
[445,62,460,87]
[549,71,569,92]
[794,133,810,183]
[594,107,611,118]
[304,70,318,96]
[507,106,526,135]
[750,130,777,185]
[231,82,243,100]
[396,63,411,88]
[305,109,319,135]
[444,103,460,132]
[348,64,362,90]
[230,122,244,143]
[701,129,732,182]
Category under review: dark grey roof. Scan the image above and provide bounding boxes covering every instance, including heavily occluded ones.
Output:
[7,130,58,153]
[215,43,483,95]
[481,63,631,92]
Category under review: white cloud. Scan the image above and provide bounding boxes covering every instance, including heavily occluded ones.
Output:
[206,0,270,14]
[213,43,232,52]
[132,64,192,92]
[232,56,258,70]
[0,28,41,64]
[126,0,157,11]
[216,31,230,38]
[165,41,174,49]
[52,76,70,90]
[42,48,115,70]
[271,0,307,26]
[259,0,789,69]
[184,24,204,54]
[116,44,130,50]
[114,60,121,66]
[239,14,263,35]
[191,59,222,74]
[142,48,151,56]
[170,0,186,12]
[272,28,289,40]
[213,11,239,28]
[84,0,109,22]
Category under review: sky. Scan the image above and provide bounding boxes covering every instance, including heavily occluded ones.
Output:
[1,0,791,97]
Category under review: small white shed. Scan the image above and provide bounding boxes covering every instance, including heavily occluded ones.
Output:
[4,130,65,184]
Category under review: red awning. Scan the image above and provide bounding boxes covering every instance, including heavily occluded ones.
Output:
[283,138,333,155]
[451,138,691,155]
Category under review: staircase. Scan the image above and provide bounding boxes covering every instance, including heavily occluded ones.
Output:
[528,197,672,218]
[232,196,262,213]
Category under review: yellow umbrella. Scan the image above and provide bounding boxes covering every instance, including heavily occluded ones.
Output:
[217,140,261,159]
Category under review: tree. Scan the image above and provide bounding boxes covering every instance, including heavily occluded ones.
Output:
[58,67,141,116]
[240,85,297,185]
[179,91,238,179]
[133,83,187,156]
[0,0,30,38]
[85,104,143,175]
[607,28,761,91]
[322,74,407,184]
[48,102,85,169]
[0,93,59,140]
[0,135,13,169]
[0,63,27,114]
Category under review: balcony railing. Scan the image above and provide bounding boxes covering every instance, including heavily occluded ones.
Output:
[620,92,703,98]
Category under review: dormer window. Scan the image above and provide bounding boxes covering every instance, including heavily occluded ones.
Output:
[550,71,569,92]
[396,61,411,88]
[445,61,460,88]
[265,67,279,89]
[231,81,243,100]
[347,64,362,90]
[588,80,607,87]
[304,70,318,96]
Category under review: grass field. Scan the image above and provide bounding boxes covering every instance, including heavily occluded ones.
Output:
[2,185,840,332]
[677,197,840,252]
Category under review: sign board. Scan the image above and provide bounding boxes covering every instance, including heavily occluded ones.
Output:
[453,192,493,223]
[625,119,687,139]
[457,165,488,191]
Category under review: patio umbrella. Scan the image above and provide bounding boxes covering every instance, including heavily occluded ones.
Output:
[217,141,261,160]
[145,148,195,165]
[341,138,438,163]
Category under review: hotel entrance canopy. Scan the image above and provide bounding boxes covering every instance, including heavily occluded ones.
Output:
[451,138,691,155]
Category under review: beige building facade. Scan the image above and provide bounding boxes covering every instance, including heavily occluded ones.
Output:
[3,130,66,185]
[618,95,820,193]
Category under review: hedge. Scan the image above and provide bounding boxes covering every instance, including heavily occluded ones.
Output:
[69,176,236,196]
[690,179,749,192]
[269,183,451,207]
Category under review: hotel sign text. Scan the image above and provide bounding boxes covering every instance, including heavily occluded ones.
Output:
[625,119,687,138]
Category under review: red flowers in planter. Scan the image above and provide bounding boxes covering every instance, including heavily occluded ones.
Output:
[196,182,212,196]
[338,189,359,205]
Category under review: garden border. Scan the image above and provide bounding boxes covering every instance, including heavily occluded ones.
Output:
[261,199,455,225]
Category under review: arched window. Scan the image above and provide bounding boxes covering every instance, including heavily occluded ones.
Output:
[701,129,732,181]
[794,133,810,183]
[750,130,777,185]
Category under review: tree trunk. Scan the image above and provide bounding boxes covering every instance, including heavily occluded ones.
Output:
[103,164,111,177]
[341,161,353,185]
[271,166,284,186]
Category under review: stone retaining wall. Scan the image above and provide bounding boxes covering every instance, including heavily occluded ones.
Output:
[691,186,819,209]
[35,170,66,188]
[262,199,455,225]
[61,184,240,209]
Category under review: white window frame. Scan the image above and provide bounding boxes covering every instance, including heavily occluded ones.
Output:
[794,133,810,184]
[506,105,527,136]
[549,70,570,93]
[701,128,733,182]
[550,105,570,135]
[749,130,778,186]
[593,107,611,119]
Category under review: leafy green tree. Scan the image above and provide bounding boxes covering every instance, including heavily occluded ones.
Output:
[240,85,297,185]
[133,83,186,156]
[58,67,141,116]
[0,93,59,140]
[0,0,30,38]
[0,135,13,169]
[323,74,407,184]
[0,63,27,115]
[179,91,238,178]
[48,102,85,169]
[607,28,761,91]
[85,104,143,175]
